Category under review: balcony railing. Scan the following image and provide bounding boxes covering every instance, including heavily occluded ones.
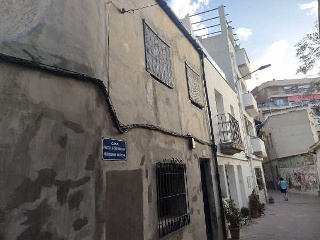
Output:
[217,113,244,155]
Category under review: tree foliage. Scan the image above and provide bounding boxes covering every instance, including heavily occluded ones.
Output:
[295,30,320,74]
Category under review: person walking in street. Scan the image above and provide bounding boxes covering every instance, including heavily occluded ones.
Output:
[278,177,288,201]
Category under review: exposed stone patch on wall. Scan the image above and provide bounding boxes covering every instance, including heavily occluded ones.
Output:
[278,155,314,168]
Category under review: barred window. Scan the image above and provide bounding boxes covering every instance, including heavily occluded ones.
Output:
[156,160,190,237]
[185,63,204,108]
[143,21,173,88]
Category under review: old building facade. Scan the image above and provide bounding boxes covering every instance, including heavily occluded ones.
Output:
[253,78,320,194]
[181,6,268,207]
[0,0,226,239]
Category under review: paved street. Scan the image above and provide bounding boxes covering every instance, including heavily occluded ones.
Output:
[240,190,320,240]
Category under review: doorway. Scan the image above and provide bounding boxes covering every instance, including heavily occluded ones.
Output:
[200,160,215,240]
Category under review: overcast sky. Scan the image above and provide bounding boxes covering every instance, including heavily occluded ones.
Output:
[166,0,318,90]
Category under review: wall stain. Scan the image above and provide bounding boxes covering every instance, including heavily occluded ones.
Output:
[63,120,84,133]
[85,154,95,170]
[72,217,88,231]
[50,53,94,76]
[192,195,197,202]
[54,176,90,206]
[12,112,43,177]
[140,155,145,166]
[17,200,52,240]
[58,134,68,148]
[94,169,104,240]
[145,168,148,179]
[22,49,36,62]
[148,185,152,203]
[6,169,56,210]
[68,190,84,210]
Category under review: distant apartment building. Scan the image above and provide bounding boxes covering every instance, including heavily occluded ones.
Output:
[182,6,268,207]
[251,78,320,119]
[252,78,320,194]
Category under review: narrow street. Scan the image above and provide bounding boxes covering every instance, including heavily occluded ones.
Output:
[240,190,320,240]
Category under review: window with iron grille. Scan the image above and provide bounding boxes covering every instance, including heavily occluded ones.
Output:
[143,21,173,88]
[185,63,204,108]
[156,159,190,237]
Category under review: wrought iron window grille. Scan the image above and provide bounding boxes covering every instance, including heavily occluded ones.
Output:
[156,159,190,237]
[143,20,173,88]
[185,62,205,109]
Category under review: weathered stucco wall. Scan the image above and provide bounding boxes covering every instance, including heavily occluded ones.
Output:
[0,61,218,239]
[0,0,224,239]
[263,110,318,160]
[0,0,105,77]
[0,62,112,239]
[107,0,210,141]
[278,155,319,194]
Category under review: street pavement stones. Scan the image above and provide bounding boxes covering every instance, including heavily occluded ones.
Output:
[240,190,320,240]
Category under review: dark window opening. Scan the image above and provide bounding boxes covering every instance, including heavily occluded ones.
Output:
[255,168,264,190]
[156,159,190,237]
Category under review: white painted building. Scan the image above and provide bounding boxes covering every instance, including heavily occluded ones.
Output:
[181,6,268,207]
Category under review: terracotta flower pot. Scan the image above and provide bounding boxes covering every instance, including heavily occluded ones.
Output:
[228,226,240,240]
[251,208,260,218]
[269,197,275,204]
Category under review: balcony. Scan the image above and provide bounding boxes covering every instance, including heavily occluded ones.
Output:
[217,113,244,155]
[251,137,267,158]
[235,48,251,80]
[243,92,259,117]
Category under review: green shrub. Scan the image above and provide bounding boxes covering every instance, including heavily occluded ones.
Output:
[223,199,243,227]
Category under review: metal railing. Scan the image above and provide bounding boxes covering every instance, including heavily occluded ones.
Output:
[156,159,190,238]
[217,113,243,146]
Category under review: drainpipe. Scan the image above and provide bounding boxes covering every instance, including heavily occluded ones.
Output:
[200,52,227,240]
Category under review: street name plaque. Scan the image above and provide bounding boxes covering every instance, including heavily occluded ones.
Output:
[102,138,126,161]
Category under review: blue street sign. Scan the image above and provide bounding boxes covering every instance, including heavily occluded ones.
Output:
[102,138,126,161]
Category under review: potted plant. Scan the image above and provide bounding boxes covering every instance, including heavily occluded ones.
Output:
[240,207,250,225]
[260,203,266,215]
[223,199,243,240]
[268,196,275,204]
[248,191,261,218]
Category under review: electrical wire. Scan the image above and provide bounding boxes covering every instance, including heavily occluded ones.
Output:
[120,3,158,14]
[0,52,212,146]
